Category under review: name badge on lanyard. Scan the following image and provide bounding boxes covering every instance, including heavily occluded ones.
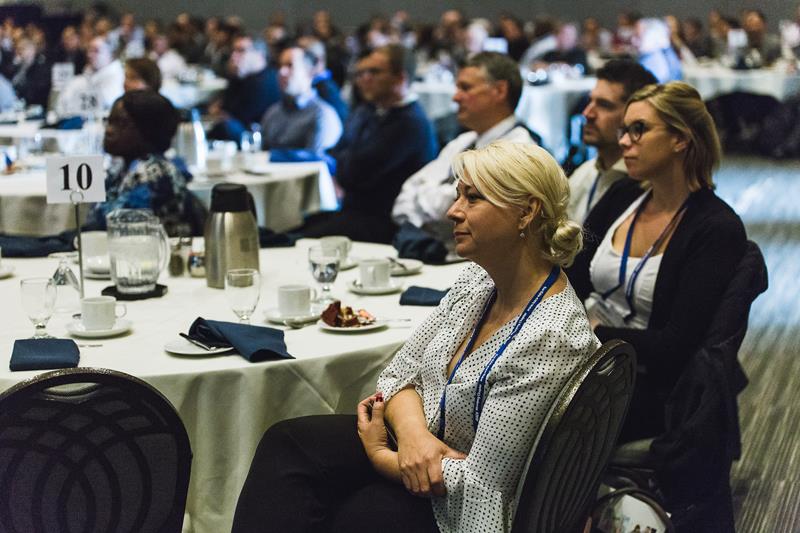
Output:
[600,191,689,322]
[437,265,561,440]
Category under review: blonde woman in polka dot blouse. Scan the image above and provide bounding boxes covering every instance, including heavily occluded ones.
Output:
[233,141,600,533]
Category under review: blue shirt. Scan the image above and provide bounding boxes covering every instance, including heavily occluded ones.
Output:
[260,91,342,154]
[332,100,438,218]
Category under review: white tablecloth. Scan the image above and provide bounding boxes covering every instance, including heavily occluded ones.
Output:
[412,80,457,120]
[515,77,597,162]
[683,64,800,101]
[187,162,330,232]
[0,241,464,532]
[0,162,333,236]
[0,170,86,235]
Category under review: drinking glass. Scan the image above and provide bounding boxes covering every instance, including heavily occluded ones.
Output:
[225,268,261,323]
[20,277,57,338]
[308,245,340,306]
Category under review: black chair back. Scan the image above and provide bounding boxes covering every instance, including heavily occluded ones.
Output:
[0,368,192,533]
[511,340,636,533]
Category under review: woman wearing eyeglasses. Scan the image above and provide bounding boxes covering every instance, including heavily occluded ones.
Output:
[233,141,599,532]
[566,81,746,442]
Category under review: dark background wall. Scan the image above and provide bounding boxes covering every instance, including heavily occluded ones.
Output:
[57,1,795,32]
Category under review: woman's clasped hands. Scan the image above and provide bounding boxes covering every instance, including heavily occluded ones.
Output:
[357,392,466,498]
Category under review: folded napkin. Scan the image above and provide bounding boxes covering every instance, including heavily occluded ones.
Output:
[269,148,337,176]
[0,229,76,257]
[400,286,450,307]
[41,116,85,130]
[187,318,293,363]
[10,339,80,371]
[392,222,448,265]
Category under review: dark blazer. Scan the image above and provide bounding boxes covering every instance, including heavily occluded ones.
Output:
[333,101,438,219]
[222,67,280,126]
[650,241,766,512]
[567,185,747,437]
[11,55,51,108]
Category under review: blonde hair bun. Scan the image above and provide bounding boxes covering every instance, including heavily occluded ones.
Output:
[451,140,583,267]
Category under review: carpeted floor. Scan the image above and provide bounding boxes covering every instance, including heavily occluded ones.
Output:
[713,156,800,533]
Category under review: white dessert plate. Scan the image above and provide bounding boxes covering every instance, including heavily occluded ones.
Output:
[264,308,321,325]
[66,318,132,338]
[318,320,387,333]
[164,337,235,356]
[348,280,403,296]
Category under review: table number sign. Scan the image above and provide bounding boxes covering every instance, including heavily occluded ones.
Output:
[50,62,75,90]
[46,155,105,204]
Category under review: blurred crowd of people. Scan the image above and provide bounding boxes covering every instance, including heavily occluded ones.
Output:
[0,5,798,115]
[1,4,799,241]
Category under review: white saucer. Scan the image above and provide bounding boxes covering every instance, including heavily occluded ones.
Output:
[66,318,132,338]
[244,166,271,176]
[339,258,358,271]
[0,265,14,279]
[318,320,387,333]
[164,337,235,356]
[264,308,321,325]
[83,268,111,280]
[390,259,423,276]
[85,256,110,272]
[348,280,403,296]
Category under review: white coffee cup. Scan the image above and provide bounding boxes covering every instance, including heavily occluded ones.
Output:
[320,236,352,262]
[277,284,317,317]
[359,259,391,289]
[81,296,127,331]
[205,153,227,175]
[74,231,109,272]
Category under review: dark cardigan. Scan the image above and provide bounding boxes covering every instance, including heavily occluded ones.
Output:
[567,184,747,436]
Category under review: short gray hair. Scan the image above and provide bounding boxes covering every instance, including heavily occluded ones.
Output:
[464,52,523,110]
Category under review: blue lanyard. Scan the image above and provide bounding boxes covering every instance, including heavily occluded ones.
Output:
[600,192,689,322]
[584,174,601,221]
[436,265,561,440]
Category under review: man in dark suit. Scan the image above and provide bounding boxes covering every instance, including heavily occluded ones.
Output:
[206,35,280,145]
[298,44,438,243]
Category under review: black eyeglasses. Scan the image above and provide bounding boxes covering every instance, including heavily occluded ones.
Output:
[617,120,650,142]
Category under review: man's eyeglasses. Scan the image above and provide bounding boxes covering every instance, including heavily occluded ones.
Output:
[617,120,650,142]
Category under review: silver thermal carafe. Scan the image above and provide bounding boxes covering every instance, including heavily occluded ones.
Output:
[174,108,207,170]
[204,183,260,288]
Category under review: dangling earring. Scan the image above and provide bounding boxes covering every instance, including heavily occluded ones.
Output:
[519,230,525,239]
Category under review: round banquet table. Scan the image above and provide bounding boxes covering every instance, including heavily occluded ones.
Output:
[0,161,331,237]
[682,63,800,101]
[515,76,597,162]
[0,240,464,533]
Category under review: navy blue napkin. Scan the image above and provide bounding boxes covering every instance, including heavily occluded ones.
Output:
[187,318,293,362]
[0,230,76,257]
[269,148,337,176]
[10,339,80,371]
[392,222,448,265]
[400,286,449,306]
[41,116,85,130]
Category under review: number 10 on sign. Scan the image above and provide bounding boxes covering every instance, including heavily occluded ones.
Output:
[46,155,106,204]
